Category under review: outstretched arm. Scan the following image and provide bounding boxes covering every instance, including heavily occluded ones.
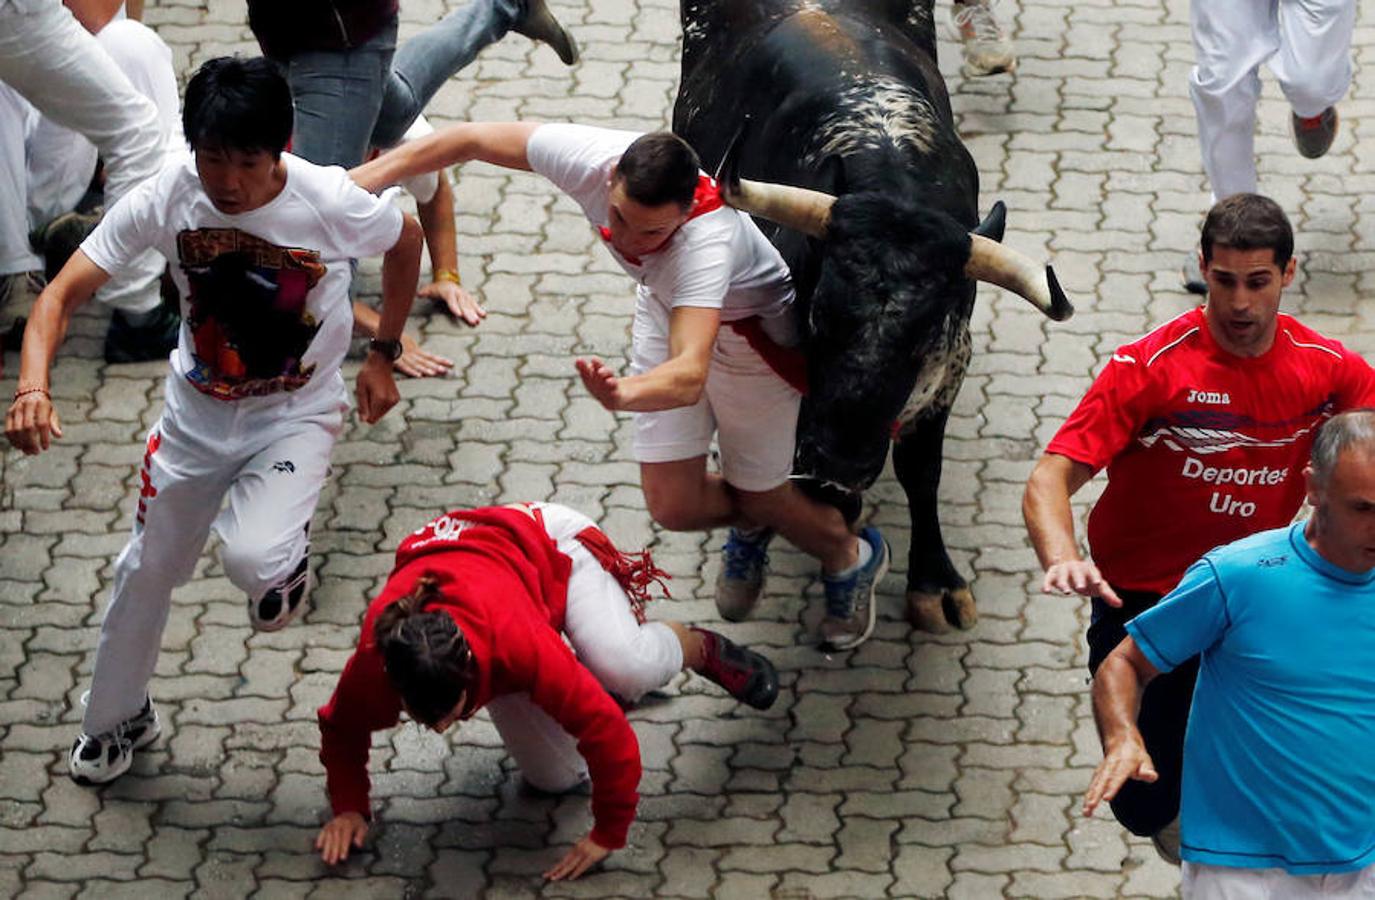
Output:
[5,251,110,454]
[1023,453,1121,606]
[1083,638,1160,816]
[351,122,542,193]
[576,307,719,412]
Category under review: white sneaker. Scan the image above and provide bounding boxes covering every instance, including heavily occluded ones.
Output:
[950,0,1016,77]
[69,695,161,786]
[249,553,312,632]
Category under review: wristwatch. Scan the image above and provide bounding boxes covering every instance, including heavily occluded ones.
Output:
[368,337,403,361]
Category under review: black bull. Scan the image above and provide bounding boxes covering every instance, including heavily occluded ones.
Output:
[673,0,1072,632]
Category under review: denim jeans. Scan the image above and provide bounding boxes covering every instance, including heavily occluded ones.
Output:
[283,0,524,169]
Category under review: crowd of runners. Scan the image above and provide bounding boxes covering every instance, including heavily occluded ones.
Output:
[2,0,1373,895]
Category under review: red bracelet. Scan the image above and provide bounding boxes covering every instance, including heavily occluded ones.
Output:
[13,387,49,401]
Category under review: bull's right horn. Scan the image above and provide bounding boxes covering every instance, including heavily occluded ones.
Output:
[723,178,837,239]
[966,234,1074,322]
[714,115,837,239]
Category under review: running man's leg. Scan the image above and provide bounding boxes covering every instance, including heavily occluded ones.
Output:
[215,408,344,631]
[1187,0,1274,199]
[0,0,162,314]
[706,324,858,574]
[629,293,738,531]
[0,86,41,280]
[284,19,397,168]
[371,0,577,148]
[83,420,233,737]
[1272,0,1355,117]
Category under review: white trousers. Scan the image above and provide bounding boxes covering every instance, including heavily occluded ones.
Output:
[82,378,346,735]
[26,18,181,232]
[0,83,39,276]
[1189,0,1356,199]
[0,0,164,312]
[485,503,683,792]
[1183,860,1375,898]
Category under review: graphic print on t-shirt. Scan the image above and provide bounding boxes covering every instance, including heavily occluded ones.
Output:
[1137,402,1333,456]
[176,227,327,400]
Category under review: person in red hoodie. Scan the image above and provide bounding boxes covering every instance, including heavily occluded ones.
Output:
[315,501,779,880]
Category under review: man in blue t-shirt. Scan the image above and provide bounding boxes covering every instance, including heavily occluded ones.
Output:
[1084,408,1375,896]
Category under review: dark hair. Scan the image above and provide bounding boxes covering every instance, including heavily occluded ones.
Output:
[183,56,293,158]
[373,575,475,727]
[613,132,700,209]
[1200,193,1294,267]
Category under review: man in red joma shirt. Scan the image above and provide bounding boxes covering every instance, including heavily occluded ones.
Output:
[1022,193,1375,862]
[314,502,778,881]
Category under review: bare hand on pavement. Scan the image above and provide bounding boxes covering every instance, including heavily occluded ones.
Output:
[544,834,611,881]
[419,280,486,327]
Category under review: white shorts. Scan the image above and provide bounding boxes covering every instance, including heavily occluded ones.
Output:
[1182,860,1375,899]
[629,294,801,493]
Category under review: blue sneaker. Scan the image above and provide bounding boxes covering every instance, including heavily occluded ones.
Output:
[820,527,890,650]
[715,527,774,621]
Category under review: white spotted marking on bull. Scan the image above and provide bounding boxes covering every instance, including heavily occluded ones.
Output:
[896,327,972,431]
[807,76,938,166]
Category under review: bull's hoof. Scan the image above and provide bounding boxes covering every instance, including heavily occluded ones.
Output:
[906,586,979,634]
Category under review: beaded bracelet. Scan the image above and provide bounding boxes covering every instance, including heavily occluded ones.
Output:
[434,268,462,286]
[13,387,49,401]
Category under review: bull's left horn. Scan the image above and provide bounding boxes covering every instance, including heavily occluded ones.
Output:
[724,178,836,240]
[965,234,1074,321]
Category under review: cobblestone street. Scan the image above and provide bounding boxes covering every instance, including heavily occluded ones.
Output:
[4,0,1375,896]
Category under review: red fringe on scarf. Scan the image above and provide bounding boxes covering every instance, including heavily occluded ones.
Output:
[574,526,672,624]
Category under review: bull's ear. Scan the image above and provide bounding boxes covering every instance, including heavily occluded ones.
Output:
[713,116,753,190]
[973,201,1007,243]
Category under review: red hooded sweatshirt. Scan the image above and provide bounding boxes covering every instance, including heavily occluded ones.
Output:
[317,504,642,849]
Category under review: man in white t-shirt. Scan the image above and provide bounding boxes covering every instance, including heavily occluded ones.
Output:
[4,56,424,786]
[355,122,890,651]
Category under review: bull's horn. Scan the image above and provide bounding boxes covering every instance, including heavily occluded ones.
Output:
[723,178,837,239]
[966,234,1074,321]
[713,116,837,238]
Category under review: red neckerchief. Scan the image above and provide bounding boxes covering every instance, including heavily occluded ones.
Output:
[598,174,724,266]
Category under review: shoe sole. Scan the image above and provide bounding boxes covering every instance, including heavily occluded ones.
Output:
[1293,119,1338,159]
[823,539,890,651]
[715,582,764,622]
[960,59,1016,78]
